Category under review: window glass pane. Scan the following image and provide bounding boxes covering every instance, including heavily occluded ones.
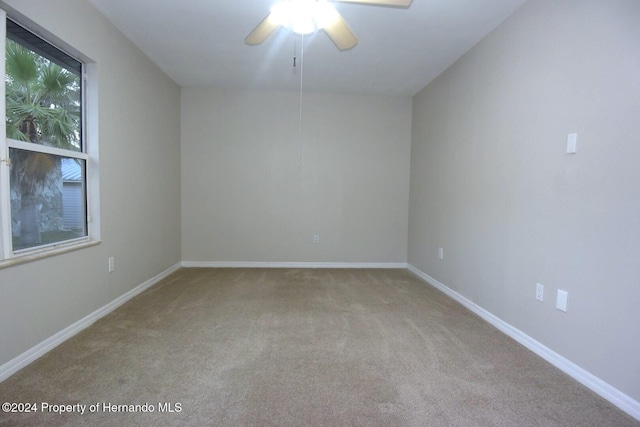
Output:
[6,19,82,76]
[9,148,87,251]
[5,37,82,151]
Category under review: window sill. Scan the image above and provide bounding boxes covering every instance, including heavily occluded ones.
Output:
[0,239,101,270]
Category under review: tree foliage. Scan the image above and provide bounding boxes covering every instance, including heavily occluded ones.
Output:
[5,38,81,196]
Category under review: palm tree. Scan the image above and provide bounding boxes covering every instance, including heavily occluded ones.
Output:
[5,39,81,248]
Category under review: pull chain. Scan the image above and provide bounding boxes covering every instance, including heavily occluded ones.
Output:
[293,35,297,68]
[297,33,304,167]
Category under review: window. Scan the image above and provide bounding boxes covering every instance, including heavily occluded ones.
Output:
[1,12,97,262]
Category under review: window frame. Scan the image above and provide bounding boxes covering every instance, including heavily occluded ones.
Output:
[0,8,100,265]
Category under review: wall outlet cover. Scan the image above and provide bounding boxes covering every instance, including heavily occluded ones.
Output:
[536,283,544,302]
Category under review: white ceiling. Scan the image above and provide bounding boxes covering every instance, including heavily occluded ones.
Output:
[88,0,528,96]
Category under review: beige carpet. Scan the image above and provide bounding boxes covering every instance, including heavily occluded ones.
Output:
[0,268,637,426]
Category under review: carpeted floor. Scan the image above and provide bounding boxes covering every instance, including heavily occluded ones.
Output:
[0,268,637,426]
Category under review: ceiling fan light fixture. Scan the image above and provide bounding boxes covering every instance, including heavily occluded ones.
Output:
[271,0,339,35]
[314,2,341,29]
[247,0,411,50]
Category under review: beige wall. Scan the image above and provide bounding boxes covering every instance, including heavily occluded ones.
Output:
[181,88,411,264]
[408,0,640,402]
[0,0,181,366]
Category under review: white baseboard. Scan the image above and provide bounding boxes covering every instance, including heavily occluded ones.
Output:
[0,263,181,383]
[406,264,640,422]
[182,261,408,269]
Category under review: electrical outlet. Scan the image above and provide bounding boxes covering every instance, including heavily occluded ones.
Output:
[536,283,544,302]
[438,247,444,260]
[108,256,115,273]
[313,235,320,244]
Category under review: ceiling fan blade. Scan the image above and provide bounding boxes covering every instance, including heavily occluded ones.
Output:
[335,0,412,7]
[245,13,280,45]
[323,13,357,51]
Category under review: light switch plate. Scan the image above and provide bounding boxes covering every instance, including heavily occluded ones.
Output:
[567,133,578,154]
[556,289,568,312]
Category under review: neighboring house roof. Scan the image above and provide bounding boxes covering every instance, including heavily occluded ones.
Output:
[61,158,82,181]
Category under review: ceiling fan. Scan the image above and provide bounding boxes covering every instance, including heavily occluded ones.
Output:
[245,0,413,51]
